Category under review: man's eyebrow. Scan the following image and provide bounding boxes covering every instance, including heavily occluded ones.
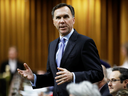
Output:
[110,78,119,80]
[64,14,69,17]
[56,16,60,17]
[56,14,69,17]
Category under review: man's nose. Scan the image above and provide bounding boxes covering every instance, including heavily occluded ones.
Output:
[108,81,112,86]
[59,18,65,23]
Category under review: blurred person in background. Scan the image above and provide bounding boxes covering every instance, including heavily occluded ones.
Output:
[0,46,24,96]
[121,42,128,69]
[66,80,101,96]
[108,67,128,96]
[96,65,112,96]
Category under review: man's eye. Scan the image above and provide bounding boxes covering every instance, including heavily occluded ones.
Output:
[56,17,61,19]
[64,15,69,18]
[112,79,116,82]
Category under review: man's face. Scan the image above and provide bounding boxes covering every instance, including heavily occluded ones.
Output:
[108,71,126,96]
[8,48,17,60]
[53,6,75,37]
[121,46,127,57]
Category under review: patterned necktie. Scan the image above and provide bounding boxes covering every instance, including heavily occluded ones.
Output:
[56,38,66,67]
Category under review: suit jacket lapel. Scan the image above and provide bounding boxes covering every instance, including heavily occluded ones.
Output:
[60,30,78,67]
[50,38,60,72]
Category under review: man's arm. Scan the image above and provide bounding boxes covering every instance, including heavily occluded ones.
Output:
[74,39,104,83]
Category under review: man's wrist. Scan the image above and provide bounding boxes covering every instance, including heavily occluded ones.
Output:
[72,72,75,83]
[30,74,37,87]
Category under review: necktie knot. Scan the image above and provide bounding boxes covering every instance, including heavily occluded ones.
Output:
[60,38,66,44]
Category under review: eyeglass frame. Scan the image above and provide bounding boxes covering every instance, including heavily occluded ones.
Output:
[108,78,121,83]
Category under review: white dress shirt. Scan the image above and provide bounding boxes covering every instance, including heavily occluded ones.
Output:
[9,59,17,73]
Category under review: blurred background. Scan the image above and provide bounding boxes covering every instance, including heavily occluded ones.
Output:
[0,0,128,72]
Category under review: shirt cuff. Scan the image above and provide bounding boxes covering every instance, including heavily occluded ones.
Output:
[30,74,37,87]
[72,72,75,83]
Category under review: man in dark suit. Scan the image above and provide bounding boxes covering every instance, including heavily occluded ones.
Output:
[17,3,104,96]
[0,46,24,80]
[0,46,24,96]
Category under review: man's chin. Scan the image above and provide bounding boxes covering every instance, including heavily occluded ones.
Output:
[110,90,117,95]
[60,31,69,36]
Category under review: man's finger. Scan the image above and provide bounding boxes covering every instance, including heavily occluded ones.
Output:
[57,67,65,71]
[56,71,64,75]
[17,69,23,74]
[17,68,20,71]
[57,80,65,85]
[24,63,29,70]
[56,77,67,83]
[55,75,63,80]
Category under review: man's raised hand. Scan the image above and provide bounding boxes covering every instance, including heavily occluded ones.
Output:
[17,63,34,82]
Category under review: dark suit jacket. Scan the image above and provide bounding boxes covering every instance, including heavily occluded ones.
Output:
[33,30,104,96]
[0,60,24,80]
[100,83,112,96]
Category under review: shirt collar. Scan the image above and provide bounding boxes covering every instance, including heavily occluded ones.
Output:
[9,59,17,62]
[60,28,74,41]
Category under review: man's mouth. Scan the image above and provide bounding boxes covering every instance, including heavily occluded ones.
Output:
[59,26,67,29]
[109,87,113,89]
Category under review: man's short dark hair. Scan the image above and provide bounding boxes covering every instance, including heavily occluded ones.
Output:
[112,67,128,83]
[51,3,75,18]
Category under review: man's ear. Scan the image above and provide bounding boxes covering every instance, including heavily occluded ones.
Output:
[53,19,55,25]
[73,17,75,24]
[124,79,128,89]
[125,79,128,83]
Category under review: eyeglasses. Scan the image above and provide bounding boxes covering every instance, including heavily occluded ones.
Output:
[108,79,120,83]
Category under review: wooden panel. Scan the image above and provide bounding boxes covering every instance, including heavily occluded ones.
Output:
[5,0,10,51]
[94,0,101,55]
[30,0,36,70]
[120,0,128,65]
[40,0,48,71]
[36,0,42,69]
[101,0,108,60]
[10,0,16,45]
[108,0,114,66]
[0,0,5,61]
[0,0,6,62]
[24,0,30,67]
[16,0,25,62]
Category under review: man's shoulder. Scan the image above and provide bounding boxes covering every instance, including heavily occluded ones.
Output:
[49,38,59,45]
[77,33,93,42]
[73,30,93,41]
[1,60,8,65]
[0,60,9,72]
